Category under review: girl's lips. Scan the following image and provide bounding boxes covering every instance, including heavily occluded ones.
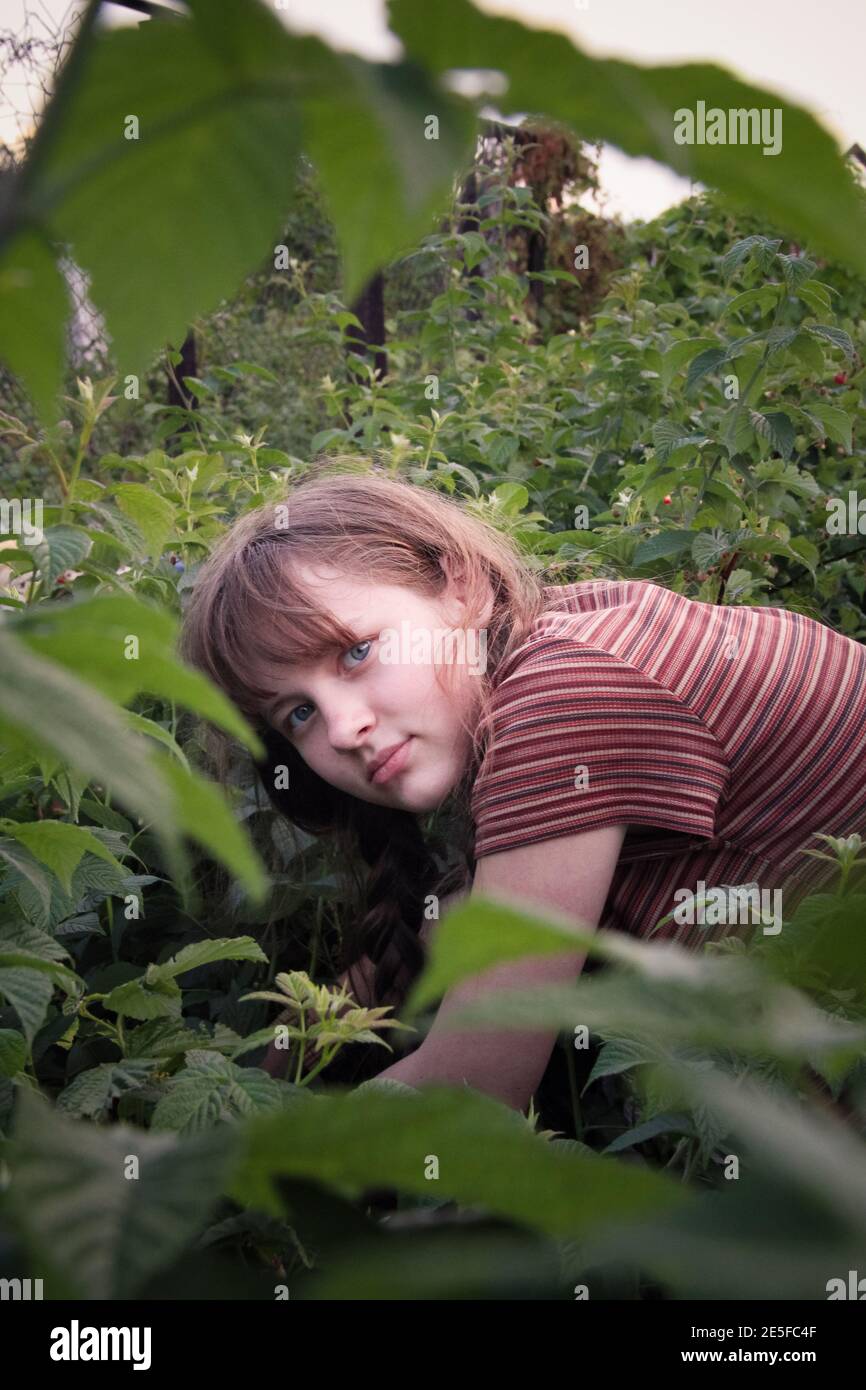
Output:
[370,737,413,786]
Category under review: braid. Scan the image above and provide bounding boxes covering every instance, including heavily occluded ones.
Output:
[351,805,436,1007]
[254,725,468,1009]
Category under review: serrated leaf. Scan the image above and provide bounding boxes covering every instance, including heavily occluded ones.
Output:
[633,530,697,566]
[4,2,475,422]
[760,411,796,460]
[56,1059,156,1119]
[112,484,176,561]
[0,820,125,895]
[685,346,726,393]
[585,1036,659,1085]
[150,1051,298,1135]
[691,531,733,568]
[0,967,54,1045]
[805,324,855,360]
[0,1028,27,1078]
[155,935,269,983]
[603,1112,694,1154]
[777,253,816,291]
[659,337,716,390]
[6,1088,235,1297]
[29,526,92,591]
[651,419,711,464]
[721,287,779,319]
[102,975,182,1022]
[805,402,852,452]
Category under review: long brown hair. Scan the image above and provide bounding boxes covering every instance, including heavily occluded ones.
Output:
[181,459,547,1011]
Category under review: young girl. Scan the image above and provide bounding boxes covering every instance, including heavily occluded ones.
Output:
[181,465,866,1112]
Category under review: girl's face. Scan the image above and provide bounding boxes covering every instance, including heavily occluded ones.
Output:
[263,563,491,813]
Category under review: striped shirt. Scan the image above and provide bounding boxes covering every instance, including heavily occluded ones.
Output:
[470,579,866,948]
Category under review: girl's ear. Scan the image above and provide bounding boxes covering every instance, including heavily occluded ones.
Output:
[438,554,494,627]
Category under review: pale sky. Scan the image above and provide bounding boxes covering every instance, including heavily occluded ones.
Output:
[1,0,863,222]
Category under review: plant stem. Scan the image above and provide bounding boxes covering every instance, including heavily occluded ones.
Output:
[564,1037,584,1140]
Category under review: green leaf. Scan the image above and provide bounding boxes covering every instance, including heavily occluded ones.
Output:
[0,1028,27,1078]
[660,338,717,390]
[602,1113,694,1155]
[0,631,267,904]
[720,235,779,281]
[460,231,490,272]
[804,402,852,452]
[123,711,189,769]
[101,975,182,1022]
[0,820,125,895]
[721,287,779,319]
[12,593,263,756]
[390,0,866,278]
[3,0,475,420]
[56,1059,156,1119]
[406,900,866,1068]
[653,1060,866,1238]
[155,936,268,982]
[633,530,697,566]
[490,482,530,515]
[405,897,597,1015]
[586,1036,660,1084]
[230,1084,684,1230]
[125,1018,212,1060]
[651,420,710,464]
[804,324,855,360]
[760,411,796,460]
[111,484,176,560]
[29,525,92,592]
[788,330,827,373]
[794,281,832,315]
[0,837,55,921]
[685,346,727,393]
[6,1088,236,1298]
[788,536,820,573]
[151,1050,299,1135]
[159,759,269,910]
[777,253,816,292]
[691,531,733,568]
[0,231,68,424]
[0,968,54,1046]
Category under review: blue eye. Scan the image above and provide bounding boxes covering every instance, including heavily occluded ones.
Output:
[342,639,372,668]
[287,702,314,731]
[283,641,371,734]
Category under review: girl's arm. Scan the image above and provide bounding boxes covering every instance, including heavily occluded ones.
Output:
[375,823,628,1112]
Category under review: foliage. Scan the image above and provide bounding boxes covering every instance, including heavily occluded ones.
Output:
[0,0,864,1301]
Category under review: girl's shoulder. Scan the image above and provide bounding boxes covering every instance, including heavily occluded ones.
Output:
[473,580,733,858]
[494,577,693,688]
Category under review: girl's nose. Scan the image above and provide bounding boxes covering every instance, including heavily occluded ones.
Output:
[325,702,375,751]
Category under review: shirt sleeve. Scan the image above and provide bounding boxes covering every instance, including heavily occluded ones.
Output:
[471,632,731,859]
